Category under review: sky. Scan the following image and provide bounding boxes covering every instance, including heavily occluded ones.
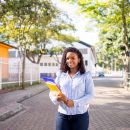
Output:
[1,0,99,47]
[53,0,99,46]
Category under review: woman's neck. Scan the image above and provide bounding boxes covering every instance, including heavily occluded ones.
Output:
[69,68,78,75]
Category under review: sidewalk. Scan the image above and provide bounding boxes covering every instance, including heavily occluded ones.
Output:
[0,78,130,130]
[0,84,48,121]
[89,78,130,130]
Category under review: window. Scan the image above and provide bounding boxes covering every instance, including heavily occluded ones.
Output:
[44,63,47,66]
[40,63,43,66]
[9,51,16,58]
[85,60,88,66]
[48,63,51,66]
[52,63,55,66]
[79,49,87,54]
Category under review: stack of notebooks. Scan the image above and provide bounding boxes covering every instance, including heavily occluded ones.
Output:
[41,76,61,93]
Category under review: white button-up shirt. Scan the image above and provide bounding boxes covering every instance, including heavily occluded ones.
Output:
[49,71,95,115]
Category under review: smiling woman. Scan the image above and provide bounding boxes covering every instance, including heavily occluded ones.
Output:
[66,52,80,74]
[49,47,95,130]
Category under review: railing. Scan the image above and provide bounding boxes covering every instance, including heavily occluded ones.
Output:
[127,72,130,89]
[0,57,40,89]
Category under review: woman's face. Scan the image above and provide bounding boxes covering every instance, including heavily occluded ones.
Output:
[66,52,80,70]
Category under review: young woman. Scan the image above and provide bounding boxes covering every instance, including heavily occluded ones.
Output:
[49,47,94,130]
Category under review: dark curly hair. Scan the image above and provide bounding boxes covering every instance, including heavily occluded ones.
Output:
[60,47,86,74]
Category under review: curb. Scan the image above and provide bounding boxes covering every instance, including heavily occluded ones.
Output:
[17,87,48,103]
[0,87,48,121]
[0,103,24,121]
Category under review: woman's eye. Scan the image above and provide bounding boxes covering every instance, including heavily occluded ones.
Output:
[66,57,75,60]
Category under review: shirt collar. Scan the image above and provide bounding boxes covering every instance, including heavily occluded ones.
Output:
[75,71,80,75]
[66,71,80,77]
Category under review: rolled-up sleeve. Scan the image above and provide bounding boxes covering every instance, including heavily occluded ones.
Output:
[73,72,95,107]
[49,92,59,105]
[49,71,61,105]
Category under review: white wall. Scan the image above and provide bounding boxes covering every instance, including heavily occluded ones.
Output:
[8,46,96,77]
[86,48,96,76]
[39,47,96,77]
[39,55,60,74]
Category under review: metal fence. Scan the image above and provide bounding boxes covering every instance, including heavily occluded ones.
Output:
[127,73,130,89]
[0,57,40,89]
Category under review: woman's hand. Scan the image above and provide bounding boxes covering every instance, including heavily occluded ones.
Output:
[56,92,67,103]
[66,99,74,108]
[56,92,74,108]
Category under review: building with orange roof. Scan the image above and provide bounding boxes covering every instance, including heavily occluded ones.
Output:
[0,41,17,89]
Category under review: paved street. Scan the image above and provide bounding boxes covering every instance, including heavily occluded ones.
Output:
[0,90,56,130]
[0,77,130,130]
[90,78,130,130]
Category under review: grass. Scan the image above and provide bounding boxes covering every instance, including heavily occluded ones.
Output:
[1,81,41,91]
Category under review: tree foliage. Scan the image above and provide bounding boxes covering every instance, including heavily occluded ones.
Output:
[64,0,130,70]
[0,0,78,63]
[0,0,78,89]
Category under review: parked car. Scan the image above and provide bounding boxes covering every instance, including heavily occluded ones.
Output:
[98,72,105,77]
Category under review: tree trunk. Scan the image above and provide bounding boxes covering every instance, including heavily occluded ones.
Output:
[127,57,130,89]
[121,1,129,88]
[121,1,129,48]
[21,50,26,89]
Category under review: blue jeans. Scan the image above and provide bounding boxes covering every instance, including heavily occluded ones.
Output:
[56,111,89,130]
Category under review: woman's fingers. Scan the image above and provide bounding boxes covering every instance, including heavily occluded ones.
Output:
[66,100,74,108]
[57,94,67,102]
[57,92,63,96]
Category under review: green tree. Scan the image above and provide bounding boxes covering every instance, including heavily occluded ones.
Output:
[0,0,77,89]
[64,0,130,69]
[0,0,77,63]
